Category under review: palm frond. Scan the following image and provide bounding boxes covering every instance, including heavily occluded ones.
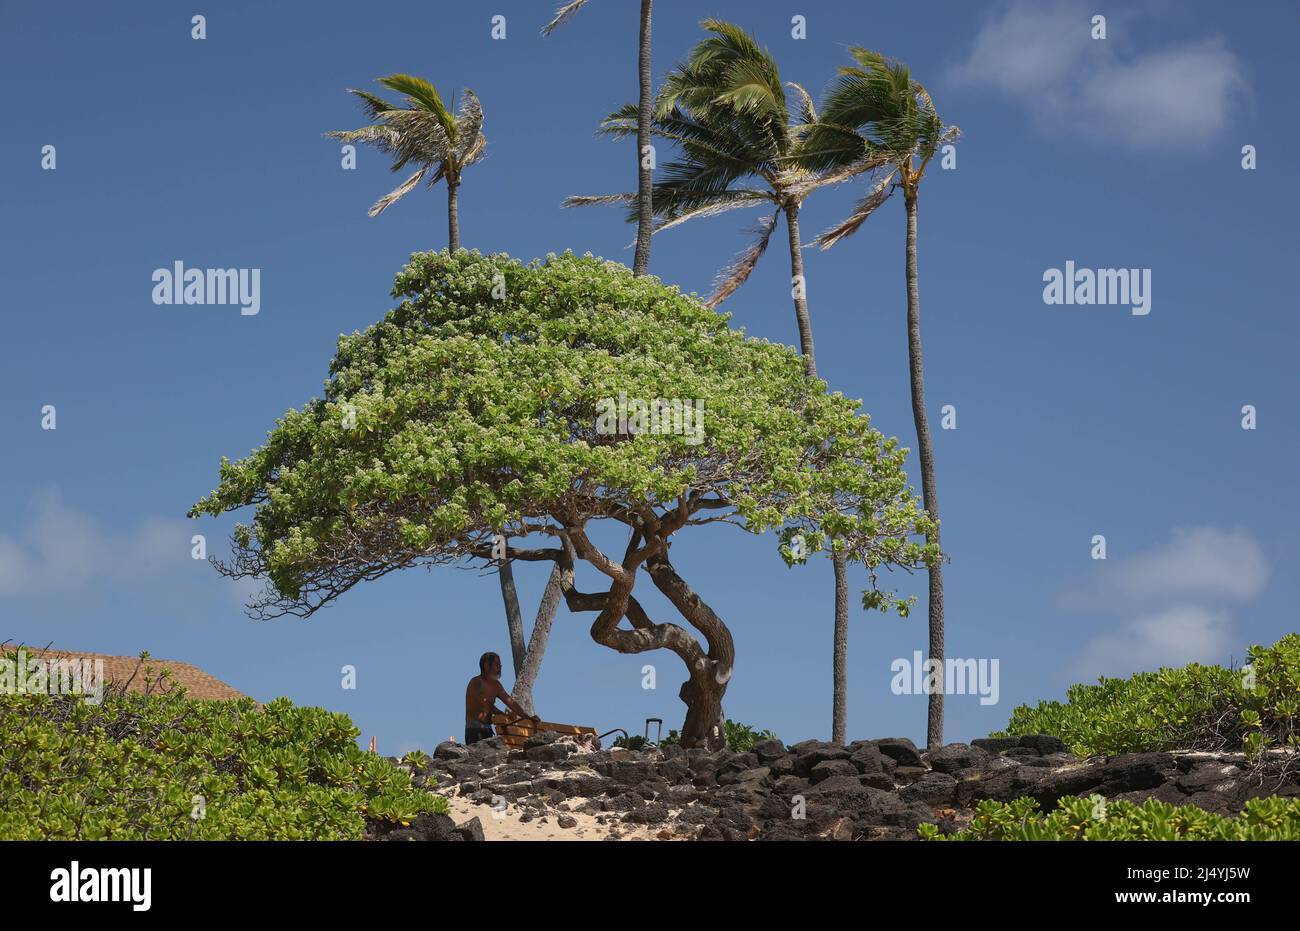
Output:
[706,207,781,307]
[787,81,817,126]
[454,89,485,162]
[541,0,589,35]
[652,189,769,234]
[815,170,898,248]
[324,125,400,152]
[367,167,427,217]
[378,74,456,137]
[347,89,401,122]
[562,193,637,208]
[382,109,454,171]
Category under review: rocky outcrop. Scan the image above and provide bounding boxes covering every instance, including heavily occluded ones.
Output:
[396,731,1299,841]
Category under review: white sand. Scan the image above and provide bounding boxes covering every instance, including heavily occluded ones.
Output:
[436,791,689,841]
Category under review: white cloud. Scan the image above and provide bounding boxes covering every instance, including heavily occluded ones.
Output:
[1069,605,1235,679]
[950,1,1247,150]
[1110,526,1268,601]
[1063,525,1268,679]
[0,489,192,597]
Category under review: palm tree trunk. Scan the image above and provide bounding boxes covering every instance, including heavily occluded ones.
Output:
[787,200,848,745]
[905,191,944,750]
[633,0,653,276]
[783,202,817,378]
[447,179,461,252]
[831,552,848,744]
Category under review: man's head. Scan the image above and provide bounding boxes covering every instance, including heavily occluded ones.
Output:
[479,651,502,680]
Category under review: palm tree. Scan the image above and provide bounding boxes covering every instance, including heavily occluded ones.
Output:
[566,20,879,745]
[802,48,959,748]
[543,1,655,276]
[326,74,485,251]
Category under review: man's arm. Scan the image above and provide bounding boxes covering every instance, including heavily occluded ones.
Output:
[494,679,539,723]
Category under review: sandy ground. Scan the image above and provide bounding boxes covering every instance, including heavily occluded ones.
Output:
[436,790,686,841]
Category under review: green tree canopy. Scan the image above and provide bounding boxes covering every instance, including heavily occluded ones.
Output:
[191,251,935,746]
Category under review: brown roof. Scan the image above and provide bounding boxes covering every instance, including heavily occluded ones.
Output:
[2,646,253,702]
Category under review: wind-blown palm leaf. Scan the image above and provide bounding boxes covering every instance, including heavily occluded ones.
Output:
[541,0,589,35]
[653,189,769,234]
[813,169,898,248]
[378,74,456,137]
[562,193,636,208]
[787,81,818,127]
[350,89,401,122]
[324,124,401,153]
[707,207,781,307]
[455,89,487,165]
[369,167,427,217]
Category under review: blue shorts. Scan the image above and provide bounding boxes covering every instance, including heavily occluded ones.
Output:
[465,721,494,745]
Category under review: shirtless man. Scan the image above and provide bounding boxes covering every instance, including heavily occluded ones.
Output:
[464,652,538,745]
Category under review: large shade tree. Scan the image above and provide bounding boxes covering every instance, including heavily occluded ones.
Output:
[190,251,935,749]
[326,74,485,252]
[567,20,883,744]
[801,49,959,747]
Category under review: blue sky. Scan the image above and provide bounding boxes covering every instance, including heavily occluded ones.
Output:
[2,0,1297,753]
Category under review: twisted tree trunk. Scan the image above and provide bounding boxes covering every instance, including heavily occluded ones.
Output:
[558,527,732,750]
[905,191,944,749]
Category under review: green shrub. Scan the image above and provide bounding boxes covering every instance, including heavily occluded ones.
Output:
[0,654,445,840]
[919,794,1300,841]
[659,719,778,753]
[996,634,1300,757]
[612,734,650,751]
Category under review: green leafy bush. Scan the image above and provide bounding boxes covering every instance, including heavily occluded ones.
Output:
[660,719,778,753]
[0,655,445,839]
[996,634,1300,757]
[920,794,1300,841]
[612,734,650,751]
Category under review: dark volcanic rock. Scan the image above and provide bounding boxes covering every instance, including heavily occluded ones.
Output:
[1017,734,1068,755]
[434,741,470,762]
[1101,753,1176,793]
[959,765,1051,805]
[860,772,896,791]
[924,743,991,775]
[414,731,1287,842]
[849,746,890,775]
[1176,763,1243,794]
[752,738,787,763]
[872,738,924,768]
[454,817,485,842]
[793,743,851,776]
[810,759,858,784]
[1030,762,1107,808]
[971,736,1020,755]
[899,772,958,806]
